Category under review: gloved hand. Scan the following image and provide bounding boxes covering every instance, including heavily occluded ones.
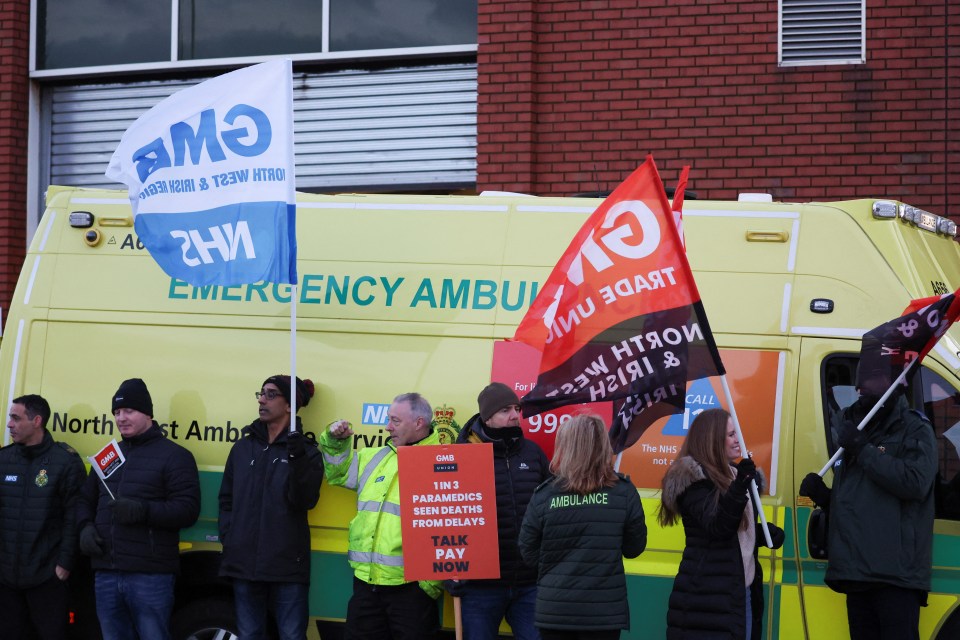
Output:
[287,431,306,459]
[112,498,147,525]
[732,457,757,490]
[760,523,785,549]
[79,523,105,557]
[443,579,467,597]
[846,396,874,425]
[837,420,867,456]
[799,472,831,508]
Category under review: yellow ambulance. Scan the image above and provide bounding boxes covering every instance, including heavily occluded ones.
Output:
[3,186,960,639]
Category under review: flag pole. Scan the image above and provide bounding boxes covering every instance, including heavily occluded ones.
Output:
[816,361,915,476]
[290,283,298,432]
[720,374,773,547]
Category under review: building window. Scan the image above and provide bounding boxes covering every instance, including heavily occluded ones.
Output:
[329,0,477,52]
[779,0,865,67]
[37,0,172,69]
[179,0,326,60]
[35,0,477,73]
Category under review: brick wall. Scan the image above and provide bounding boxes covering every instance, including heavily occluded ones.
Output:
[0,1,28,331]
[477,0,960,217]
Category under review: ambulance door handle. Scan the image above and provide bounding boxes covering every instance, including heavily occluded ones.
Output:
[745,230,789,243]
[98,216,133,227]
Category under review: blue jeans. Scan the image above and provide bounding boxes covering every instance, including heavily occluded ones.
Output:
[95,571,175,640]
[460,584,540,640]
[234,579,309,640]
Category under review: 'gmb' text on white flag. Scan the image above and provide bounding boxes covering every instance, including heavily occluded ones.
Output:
[106,59,297,287]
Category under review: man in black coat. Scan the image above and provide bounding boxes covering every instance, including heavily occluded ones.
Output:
[218,374,324,640]
[0,394,86,640]
[449,382,550,640]
[77,378,200,640]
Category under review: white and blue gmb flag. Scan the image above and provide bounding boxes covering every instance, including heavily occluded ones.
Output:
[106,59,297,286]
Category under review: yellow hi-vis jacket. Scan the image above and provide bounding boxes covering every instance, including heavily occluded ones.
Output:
[319,426,443,599]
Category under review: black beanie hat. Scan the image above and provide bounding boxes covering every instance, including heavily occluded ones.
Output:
[112,378,153,417]
[263,375,315,409]
[478,382,521,422]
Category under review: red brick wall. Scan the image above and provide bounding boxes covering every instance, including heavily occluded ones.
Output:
[477,0,960,217]
[0,1,28,331]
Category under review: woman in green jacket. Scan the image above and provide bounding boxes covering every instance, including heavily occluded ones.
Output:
[518,414,647,640]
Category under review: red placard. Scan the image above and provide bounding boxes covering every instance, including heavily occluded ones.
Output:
[398,443,500,581]
[492,340,612,459]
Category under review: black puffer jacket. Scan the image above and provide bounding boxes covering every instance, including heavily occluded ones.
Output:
[77,423,200,574]
[518,474,647,631]
[0,431,86,588]
[826,395,937,593]
[457,414,549,587]
[218,418,323,583]
[661,456,766,640]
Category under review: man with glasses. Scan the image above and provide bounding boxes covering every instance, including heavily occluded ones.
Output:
[218,375,324,640]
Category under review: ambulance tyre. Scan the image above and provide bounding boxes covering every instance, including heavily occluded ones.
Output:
[171,596,239,640]
[937,610,960,640]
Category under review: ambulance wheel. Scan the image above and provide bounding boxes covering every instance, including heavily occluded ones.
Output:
[171,596,239,640]
[937,609,960,640]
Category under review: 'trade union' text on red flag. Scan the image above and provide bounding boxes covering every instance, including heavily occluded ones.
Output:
[512,156,724,453]
[857,290,960,398]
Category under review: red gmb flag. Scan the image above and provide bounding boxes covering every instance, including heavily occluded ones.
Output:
[857,289,960,398]
[89,439,126,481]
[512,155,724,453]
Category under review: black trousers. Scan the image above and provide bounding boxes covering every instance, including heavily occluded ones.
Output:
[846,585,923,640]
[345,577,439,640]
[540,629,620,640]
[0,575,70,640]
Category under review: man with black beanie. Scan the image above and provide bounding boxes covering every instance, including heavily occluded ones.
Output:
[449,382,550,640]
[218,374,324,640]
[800,377,937,640]
[77,378,200,640]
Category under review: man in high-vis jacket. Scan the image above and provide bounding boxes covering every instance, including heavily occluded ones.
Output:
[320,392,443,640]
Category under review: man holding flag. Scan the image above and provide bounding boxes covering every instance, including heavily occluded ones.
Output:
[800,292,954,640]
[77,379,200,640]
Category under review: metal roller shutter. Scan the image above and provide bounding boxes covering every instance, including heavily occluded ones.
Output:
[44,62,477,192]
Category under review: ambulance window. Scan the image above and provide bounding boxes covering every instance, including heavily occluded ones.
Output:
[821,355,859,453]
[918,366,960,521]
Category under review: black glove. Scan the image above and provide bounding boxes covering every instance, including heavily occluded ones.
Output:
[799,472,831,508]
[760,523,785,549]
[112,498,147,525]
[846,396,873,425]
[287,431,306,459]
[79,523,105,557]
[732,457,757,490]
[443,579,467,597]
[837,420,867,456]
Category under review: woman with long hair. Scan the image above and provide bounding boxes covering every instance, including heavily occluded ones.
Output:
[658,408,785,639]
[518,414,647,640]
